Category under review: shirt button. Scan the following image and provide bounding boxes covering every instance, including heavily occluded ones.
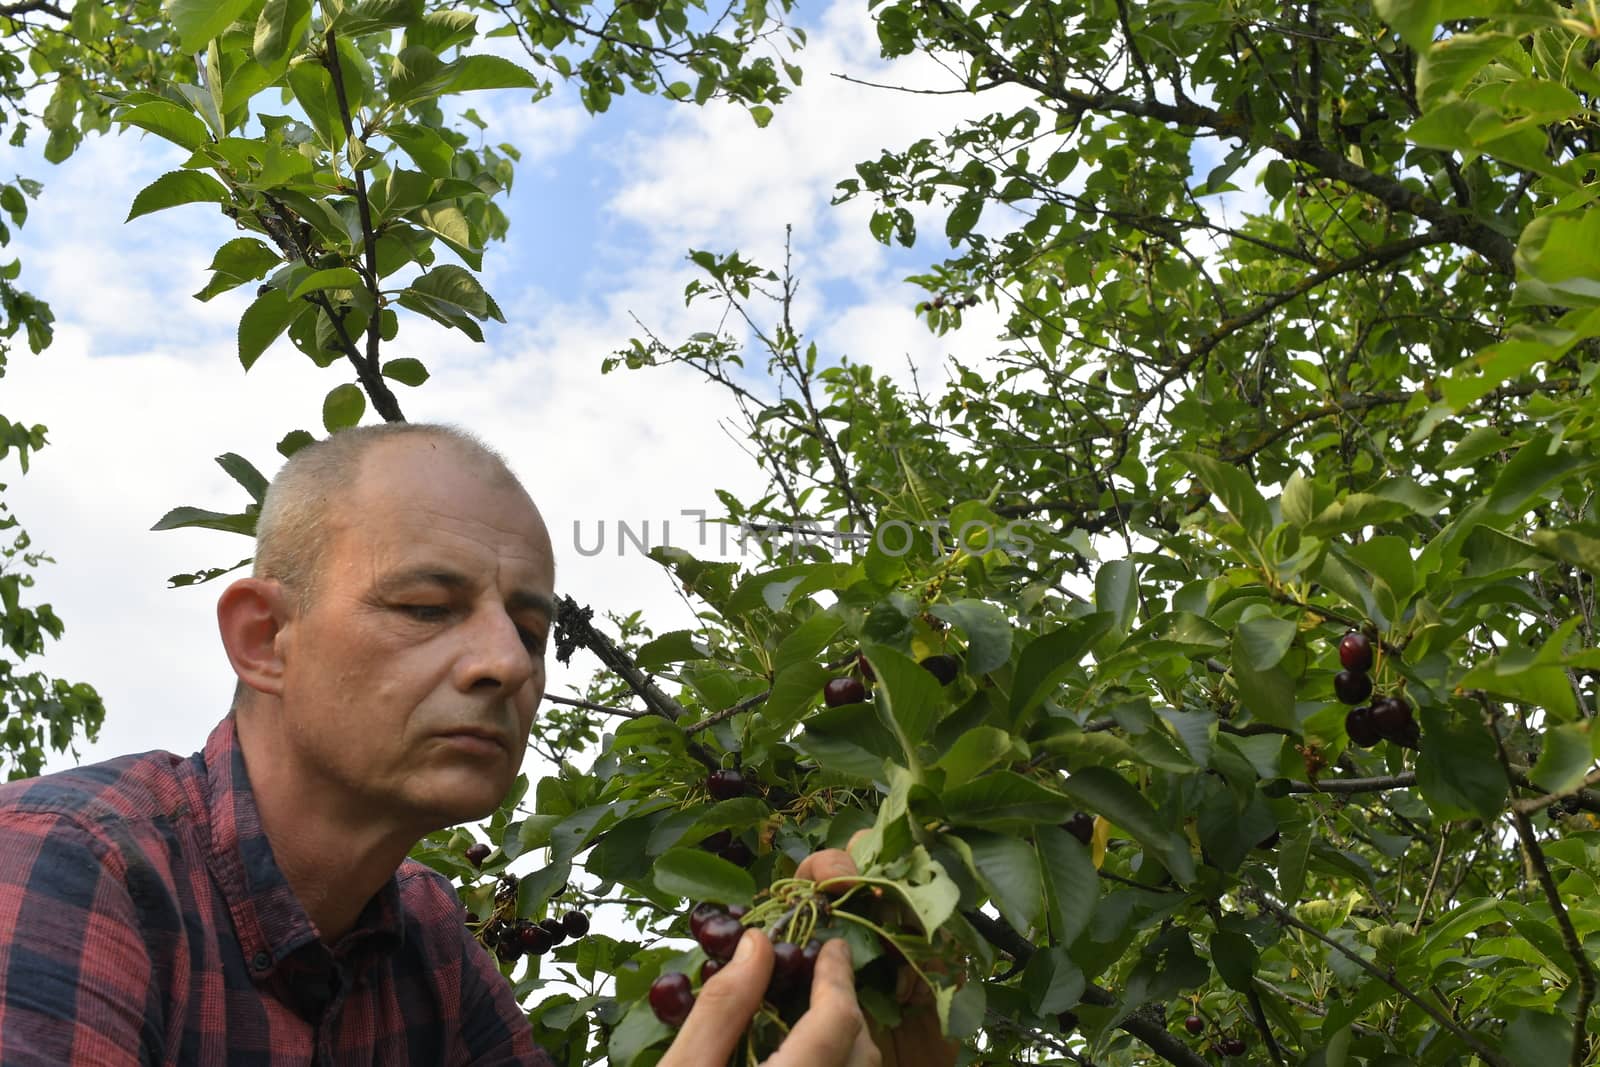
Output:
[252,952,271,971]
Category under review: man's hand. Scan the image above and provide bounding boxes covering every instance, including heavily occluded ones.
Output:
[658,930,879,1067]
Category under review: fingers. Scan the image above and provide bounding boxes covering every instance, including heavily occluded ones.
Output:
[766,939,880,1067]
[659,929,772,1067]
[795,847,857,886]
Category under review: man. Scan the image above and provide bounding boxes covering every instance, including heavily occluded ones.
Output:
[0,423,889,1065]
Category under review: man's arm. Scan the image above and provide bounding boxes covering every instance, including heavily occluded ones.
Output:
[0,812,154,1064]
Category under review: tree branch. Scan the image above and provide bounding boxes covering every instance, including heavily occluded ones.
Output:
[1482,695,1596,1065]
[1285,772,1416,794]
[0,0,67,18]
[322,25,402,424]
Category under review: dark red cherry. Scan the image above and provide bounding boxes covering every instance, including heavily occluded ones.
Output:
[539,918,566,944]
[1346,705,1381,748]
[465,842,491,867]
[649,972,694,1027]
[1184,1014,1204,1036]
[707,768,746,800]
[700,957,723,983]
[689,902,723,941]
[697,913,745,961]
[1371,695,1414,742]
[1063,811,1094,845]
[919,654,960,685]
[719,839,754,867]
[1334,669,1373,705]
[1339,631,1374,672]
[560,911,589,938]
[768,940,807,996]
[700,829,732,852]
[824,676,867,707]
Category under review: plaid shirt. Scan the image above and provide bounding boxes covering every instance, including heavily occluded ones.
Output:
[0,714,552,1066]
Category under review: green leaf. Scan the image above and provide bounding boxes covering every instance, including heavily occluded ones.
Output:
[935,726,1013,789]
[1094,559,1137,635]
[1235,615,1297,671]
[1058,766,1195,884]
[960,829,1043,934]
[748,105,773,127]
[209,238,279,283]
[1020,945,1085,1015]
[322,383,366,432]
[942,770,1073,829]
[634,630,710,670]
[238,289,303,370]
[166,0,254,52]
[384,121,455,178]
[1211,929,1259,992]
[380,357,429,386]
[290,268,364,300]
[337,0,424,36]
[946,193,983,243]
[1415,703,1508,821]
[1532,525,1600,574]
[607,997,673,1067]
[652,846,755,907]
[214,453,268,504]
[862,643,948,772]
[150,505,256,536]
[755,661,831,736]
[1173,451,1271,539]
[126,170,230,222]
[927,598,1012,674]
[1036,824,1097,947]
[391,52,541,107]
[1010,614,1114,722]
[1529,722,1593,794]
[115,101,211,151]
[1372,0,1439,50]
[404,264,498,319]
[1303,494,1414,536]
[255,0,311,64]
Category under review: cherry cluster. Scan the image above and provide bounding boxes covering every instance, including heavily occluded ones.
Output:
[649,900,825,1028]
[467,870,593,964]
[1334,631,1420,749]
[822,651,962,708]
[483,910,591,963]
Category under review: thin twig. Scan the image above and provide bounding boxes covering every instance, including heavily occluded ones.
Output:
[1482,694,1596,1066]
[543,693,650,719]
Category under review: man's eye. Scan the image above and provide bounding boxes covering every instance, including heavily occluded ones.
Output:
[403,605,449,621]
[518,629,547,655]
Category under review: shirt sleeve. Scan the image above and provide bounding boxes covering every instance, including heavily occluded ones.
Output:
[0,811,154,1065]
[456,918,554,1067]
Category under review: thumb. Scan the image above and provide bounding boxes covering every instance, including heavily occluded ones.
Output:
[659,929,772,1067]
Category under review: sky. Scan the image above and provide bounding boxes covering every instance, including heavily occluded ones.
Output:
[0,0,1031,777]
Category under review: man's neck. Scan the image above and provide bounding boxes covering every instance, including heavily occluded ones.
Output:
[233,709,423,944]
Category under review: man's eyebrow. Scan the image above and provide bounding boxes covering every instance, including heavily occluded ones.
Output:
[380,568,555,621]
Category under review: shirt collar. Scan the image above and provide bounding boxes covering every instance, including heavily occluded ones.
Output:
[199,714,406,980]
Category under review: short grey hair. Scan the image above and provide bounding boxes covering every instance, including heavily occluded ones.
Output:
[252,422,521,612]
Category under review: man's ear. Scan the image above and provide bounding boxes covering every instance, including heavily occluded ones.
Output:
[217,577,294,700]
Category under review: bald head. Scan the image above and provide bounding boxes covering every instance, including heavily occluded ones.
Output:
[251,423,547,615]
